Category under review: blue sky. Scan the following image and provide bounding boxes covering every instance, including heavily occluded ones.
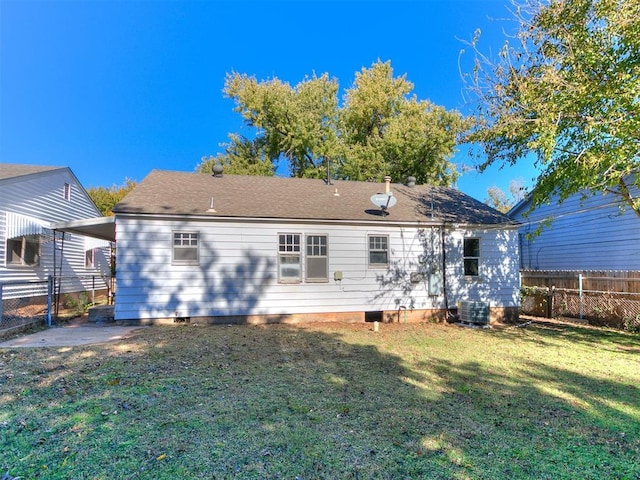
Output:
[1,0,536,201]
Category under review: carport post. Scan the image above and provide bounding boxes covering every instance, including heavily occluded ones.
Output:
[47,275,53,327]
[0,283,3,321]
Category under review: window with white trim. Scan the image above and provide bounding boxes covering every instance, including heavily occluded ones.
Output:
[6,235,40,266]
[463,238,480,276]
[368,235,389,267]
[172,231,199,265]
[278,233,301,282]
[306,234,328,282]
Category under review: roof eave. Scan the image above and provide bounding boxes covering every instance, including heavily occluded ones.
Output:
[114,211,516,229]
[0,166,67,184]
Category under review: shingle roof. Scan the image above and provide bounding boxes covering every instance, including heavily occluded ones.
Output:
[0,164,64,181]
[113,169,515,226]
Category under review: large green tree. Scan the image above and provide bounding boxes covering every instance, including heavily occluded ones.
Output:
[466,0,640,216]
[339,62,468,184]
[198,61,469,185]
[484,178,526,213]
[87,179,136,216]
[199,134,275,177]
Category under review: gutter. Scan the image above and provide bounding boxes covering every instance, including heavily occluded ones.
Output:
[440,224,453,320]
[113,212,447,229]
[113,212,518,230]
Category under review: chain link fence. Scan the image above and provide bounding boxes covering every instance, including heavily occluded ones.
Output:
[0,280,51,336]
[52,274,113,316]
[554,288,640,330]
[521,272,640,332]
[1,275,113,337]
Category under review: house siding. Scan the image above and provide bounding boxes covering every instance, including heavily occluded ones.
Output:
[0,168,110,298]
[445,228,521,309]
[115,215,520,321]
[512,190,640,270]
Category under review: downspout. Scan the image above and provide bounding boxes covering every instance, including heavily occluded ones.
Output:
[441,224,453,321]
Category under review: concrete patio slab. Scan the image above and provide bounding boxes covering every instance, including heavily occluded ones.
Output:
[0,321,146,348]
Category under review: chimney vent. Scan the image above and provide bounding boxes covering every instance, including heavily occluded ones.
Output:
[406,176,416,188]
[212,164,223,177]
[384,175,391,194]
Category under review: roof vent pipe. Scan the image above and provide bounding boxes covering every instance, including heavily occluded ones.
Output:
[384,175,391,194]
[406,176,416,188]
[212,164,223,177]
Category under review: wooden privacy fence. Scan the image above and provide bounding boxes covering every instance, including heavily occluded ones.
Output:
[520,270,640,331]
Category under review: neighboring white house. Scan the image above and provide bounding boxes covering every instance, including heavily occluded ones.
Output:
[112,169,520,324]
[0,164,111,301]
[509,187,640,270]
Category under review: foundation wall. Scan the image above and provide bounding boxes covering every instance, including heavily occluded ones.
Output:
[116,307,519,326]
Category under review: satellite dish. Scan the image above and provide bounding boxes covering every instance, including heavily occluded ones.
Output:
[370,192,397,215]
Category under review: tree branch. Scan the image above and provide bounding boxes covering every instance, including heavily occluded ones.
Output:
[617,176,640,219]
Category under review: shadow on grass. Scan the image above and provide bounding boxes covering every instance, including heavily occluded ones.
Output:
[494,317,640,353]
[0,322,638,479]
[425,356,639,479]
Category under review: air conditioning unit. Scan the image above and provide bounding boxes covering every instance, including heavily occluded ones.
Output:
[459,301,489,325]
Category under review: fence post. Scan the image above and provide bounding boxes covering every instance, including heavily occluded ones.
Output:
[544,287,550,318]
[578,273,583,320]
[47,275,53,327]
[0,283,3,322]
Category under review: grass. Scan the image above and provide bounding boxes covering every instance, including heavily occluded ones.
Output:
[1,319,639,479]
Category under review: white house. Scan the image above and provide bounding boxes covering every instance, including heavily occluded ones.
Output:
[0,164,111,303]
[112,169,520,324]
[509,187,640,270]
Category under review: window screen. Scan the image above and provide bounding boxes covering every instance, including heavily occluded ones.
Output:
[368,235,389,267]
[173,232,199,265]
[278,233,301,282]
[85,248,95,269]
[306,235,328,281]
[6,235,40,266]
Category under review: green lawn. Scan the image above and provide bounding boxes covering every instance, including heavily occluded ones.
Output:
[1,320,639,479]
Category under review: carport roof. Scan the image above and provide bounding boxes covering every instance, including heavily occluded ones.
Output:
[53,216,116,242]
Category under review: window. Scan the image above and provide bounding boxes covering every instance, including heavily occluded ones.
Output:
[368,235,389,267]
[85,248,95,269]
[463,238,480,276]
[6,235,40,266]
[277,233,329,283]
[63,183,71,201]
[306,235,328,282]
[278,233,301,282]
[172,231,199,265]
